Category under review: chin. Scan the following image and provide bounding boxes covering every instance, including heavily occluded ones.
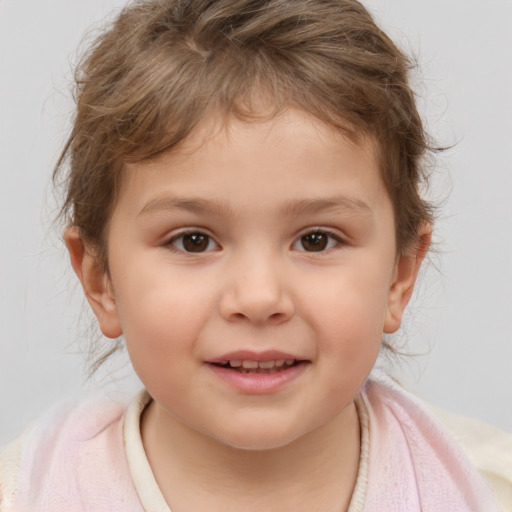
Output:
[212,423,305,452]
[223,437,297,452]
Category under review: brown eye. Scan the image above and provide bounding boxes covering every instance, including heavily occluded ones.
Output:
[293,231,342,252]
[301,232,328,252]
[183,233,209,252]
[170,232,218,253]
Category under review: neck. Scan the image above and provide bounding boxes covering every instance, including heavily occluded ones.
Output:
[141,400,361,512]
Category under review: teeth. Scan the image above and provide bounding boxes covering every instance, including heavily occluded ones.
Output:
[242,360,259,369]
[223,359,296,369]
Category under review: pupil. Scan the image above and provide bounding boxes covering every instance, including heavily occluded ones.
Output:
[183,233,208,252]
[302,232,327,252]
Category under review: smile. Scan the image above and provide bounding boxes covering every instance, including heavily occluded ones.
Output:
[207,356,309,393]
[213,359,297,373]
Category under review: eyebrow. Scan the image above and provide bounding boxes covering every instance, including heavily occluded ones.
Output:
[138,196,371,217]
[139,197,235,217]
[279,197,371,217]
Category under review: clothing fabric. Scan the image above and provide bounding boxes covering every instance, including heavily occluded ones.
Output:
[1,375,510,511]
[0,398,142,512]
[360,376,505,511]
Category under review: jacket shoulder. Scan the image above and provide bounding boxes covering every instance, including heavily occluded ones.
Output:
[433,406,512,512]
[0,396,135,511]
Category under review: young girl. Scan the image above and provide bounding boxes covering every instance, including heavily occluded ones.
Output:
[1,0,511,510]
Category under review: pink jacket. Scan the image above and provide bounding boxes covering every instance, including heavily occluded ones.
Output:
[0,376,505,511]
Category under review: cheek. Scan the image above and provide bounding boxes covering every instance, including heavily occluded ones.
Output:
[113,252,211,327]
[300,265,392,368]
[110,264,214,372]
[305,268,392,335]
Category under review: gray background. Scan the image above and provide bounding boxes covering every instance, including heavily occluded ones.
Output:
[1,0,511,445]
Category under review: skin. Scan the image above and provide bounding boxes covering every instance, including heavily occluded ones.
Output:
[66,109,430,512]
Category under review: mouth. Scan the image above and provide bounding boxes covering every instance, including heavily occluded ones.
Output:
[206,353,309,392]
[210,359,303,374]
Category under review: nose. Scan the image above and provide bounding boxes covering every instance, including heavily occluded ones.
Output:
[219,252,295,326]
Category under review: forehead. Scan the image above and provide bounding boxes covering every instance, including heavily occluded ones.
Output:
[118,109,387,218]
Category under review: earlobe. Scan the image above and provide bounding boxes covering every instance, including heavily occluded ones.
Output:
[64,227,123,339]
[383,223,432,333]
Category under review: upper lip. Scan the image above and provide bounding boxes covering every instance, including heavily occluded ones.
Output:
[206,350,305,363]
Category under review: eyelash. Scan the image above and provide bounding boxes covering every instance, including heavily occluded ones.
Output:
[165,228,345,254]
[292,229,345,253]
[166,230,220,253]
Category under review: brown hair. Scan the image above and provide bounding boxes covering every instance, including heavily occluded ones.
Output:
[55,0,435,271]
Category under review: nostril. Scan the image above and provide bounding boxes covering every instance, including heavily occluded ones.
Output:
[269,311,287,322]
[229,310,290,325]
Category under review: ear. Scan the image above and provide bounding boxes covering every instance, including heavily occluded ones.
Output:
[383,222,432,333]
[64,227,123,339]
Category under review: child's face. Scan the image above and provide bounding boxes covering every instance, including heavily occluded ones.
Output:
[71,109,424,450]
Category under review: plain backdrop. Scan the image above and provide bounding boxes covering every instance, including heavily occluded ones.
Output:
[1,0,511,445]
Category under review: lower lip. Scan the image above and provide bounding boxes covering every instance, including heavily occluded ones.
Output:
[206,362,309,394]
